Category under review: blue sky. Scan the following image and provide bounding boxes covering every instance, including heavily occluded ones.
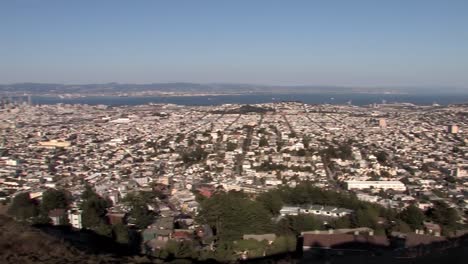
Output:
[1,0,467,88]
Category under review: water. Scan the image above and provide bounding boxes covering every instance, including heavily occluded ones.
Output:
[31,93,468,106]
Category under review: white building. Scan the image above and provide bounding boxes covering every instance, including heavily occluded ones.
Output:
[68,210,83,229]
[455,166,468,177]
[447,124,459,134]
[356,193,380,203]
[345,180,406,191]
[280,205,353,218]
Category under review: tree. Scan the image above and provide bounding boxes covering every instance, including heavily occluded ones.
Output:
[41,189,69,213]
[81,184,96,200]
[212,241,236,262]
[331,216,352,229]
[259,136,269,147]
[166,240,195,259]
[198,192,273,241]
[233,239,268,258]
[95,222,113,237]
[256,191,283,216]
[226,142,237,151]
[398,205,425,230]
[392,220,412,233]
[267,236,296,255]
[426,201,460,232]
[338,143,353,160]
[277,215,321,235]
[113,223,130,244]
[297,148,307,157]
[351,207,378,228]
[302,135,311,149]
[80,186,110,230]
[7,192,38,221]
[181,146,208,164]
[375,151,388,164]
[122,192,155,229]
[445,176,457,184]
[130,204,153,229]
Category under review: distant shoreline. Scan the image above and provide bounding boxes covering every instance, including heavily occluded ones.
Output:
[23,93,468,107]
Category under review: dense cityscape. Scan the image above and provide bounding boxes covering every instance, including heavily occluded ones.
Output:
[0,99,467,262]
[3,0,468,263]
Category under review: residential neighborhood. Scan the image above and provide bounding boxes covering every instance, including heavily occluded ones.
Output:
[0,99,467,261]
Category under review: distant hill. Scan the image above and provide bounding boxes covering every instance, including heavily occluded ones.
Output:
[211,104,275,114]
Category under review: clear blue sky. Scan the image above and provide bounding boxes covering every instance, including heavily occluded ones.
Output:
[1,0,467,88]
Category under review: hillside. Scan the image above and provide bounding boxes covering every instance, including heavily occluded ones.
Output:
[0,216,149,264]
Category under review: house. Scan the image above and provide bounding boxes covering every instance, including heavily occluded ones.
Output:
[172,229,194,241]
[143,217,175,253]
[67,209,82,229]
[390,233,446,248]
[423,222,442,236]
[302,233,389,251]
[107,212,126,225]
[151,216,174,230]
[280,206,300,216]
[196,186,214,198]
[48,209,66,226]
[243,234,277,244]
[108,190,120,205]
[281,205,353,218]
[196,224,214,246]
[345,180,406,191]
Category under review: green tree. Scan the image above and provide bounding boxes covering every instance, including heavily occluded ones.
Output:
[123,192,155,229]
[95,222,113,237]
[302,135,311,149]
[41,188,69,213]
[130,204,153,229]
[259,136,269,147]
[226,142,237,151]
[81,184,96,200]
[256,191,283,216]
[267,236,296,255]
[80,186,110,230]
[426,201,460,232]
[392,220,412,233]
[338,143,353,160]
[7,192,38,221]
[375,151,388,164]
[351,207,378,228]
[398,205,425,230]
[198,192,273,241]
[277,215,321,235]
[331,216,352,229]
[113,223,130,244]
[233,239,268,258]
[166,240,195,259]
[212,242,236,262]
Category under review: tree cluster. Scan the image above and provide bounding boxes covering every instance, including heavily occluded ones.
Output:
[122,191,156,229]
[197,191,273,242]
